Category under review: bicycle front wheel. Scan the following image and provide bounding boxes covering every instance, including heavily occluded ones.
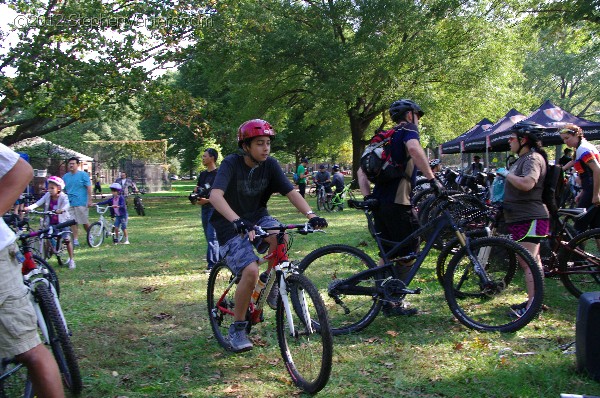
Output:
[33,283,83,394]
[207,261,242,350]
[444,237,544,333]
[559,228,600,298]
[87,222,104,247]
[276,274,333,394]
[298,244,381,335]
[33,254,60,297]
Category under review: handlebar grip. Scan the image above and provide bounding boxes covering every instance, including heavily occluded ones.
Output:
[53,219,77,229]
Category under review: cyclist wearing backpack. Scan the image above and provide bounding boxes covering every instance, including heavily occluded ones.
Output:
[496,121,549,317]
[358,99,442,316]
[559,123,600,231]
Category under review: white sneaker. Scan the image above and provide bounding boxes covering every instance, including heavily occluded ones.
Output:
[67,259,76,269]
[122,240,130,245]
[73,239,79,247]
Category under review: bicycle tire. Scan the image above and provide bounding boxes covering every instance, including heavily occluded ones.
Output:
[34,283,83,394]
[0,359,33,398]
[87,222,104,247]
[33,254,60,298]
[207,262,245,350]
[308,186,316,198]
[298,244,382,335]
[435,229,490,287]
[276,273,333,394]
[444,237,544,333]
[56,238,69,267]
[139,205,145,216]
[323,196,334,212]
[316,190,324,211]
[559,227,600,298]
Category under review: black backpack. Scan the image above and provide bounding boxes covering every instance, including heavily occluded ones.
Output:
[542,163,565,216]
[360,125,410,184]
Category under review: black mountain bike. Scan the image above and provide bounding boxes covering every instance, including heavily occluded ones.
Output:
[299,194,544,334]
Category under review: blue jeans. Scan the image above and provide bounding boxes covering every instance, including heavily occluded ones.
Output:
[201,206,220,269]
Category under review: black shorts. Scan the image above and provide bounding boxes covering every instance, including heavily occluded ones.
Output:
[372,203,419,257]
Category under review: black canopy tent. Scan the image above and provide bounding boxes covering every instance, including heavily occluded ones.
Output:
[462,109,526,153]
[488,100,600,152]
[439,118,494,155]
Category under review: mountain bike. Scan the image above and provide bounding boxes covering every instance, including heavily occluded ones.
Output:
[207,223,333,393]
[8,219,83,395]
[299,194,544,334]
[27,210,72,267]
[436,205,600,299]
[87,205,124,247]
[132,189,146,216]
[324,180,356,212]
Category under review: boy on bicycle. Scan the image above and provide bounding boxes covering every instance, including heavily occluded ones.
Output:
[25,176,76,269]
[209,119,328,353]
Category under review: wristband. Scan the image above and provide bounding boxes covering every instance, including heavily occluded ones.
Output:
[305,211,315,216]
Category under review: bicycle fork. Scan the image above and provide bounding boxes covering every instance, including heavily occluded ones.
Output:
[278,262,314,337]
[454,227,498,292]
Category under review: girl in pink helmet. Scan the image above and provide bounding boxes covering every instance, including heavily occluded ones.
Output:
[25,176,76,269]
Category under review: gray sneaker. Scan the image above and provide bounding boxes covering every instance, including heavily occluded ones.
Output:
[228,321,253,353]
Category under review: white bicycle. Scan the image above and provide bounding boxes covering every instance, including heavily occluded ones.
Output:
[87,205,124,247]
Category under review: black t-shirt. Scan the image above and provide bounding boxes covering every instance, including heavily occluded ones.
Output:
[196,169,218,207]
[210,154,294,245]
[558,155,572,167]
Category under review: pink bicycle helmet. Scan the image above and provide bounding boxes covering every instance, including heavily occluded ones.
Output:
[237,119,275,147]
[47,176,65,190]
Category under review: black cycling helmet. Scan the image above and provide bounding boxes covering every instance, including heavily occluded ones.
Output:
[509,120,545,151]
[332,164,340,171]
[429,159,441,168]
[301,157,309,163]
[508,120,545,137]
[389,99,424,123]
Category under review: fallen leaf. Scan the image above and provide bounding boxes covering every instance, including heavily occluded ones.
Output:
[386,330,399,337]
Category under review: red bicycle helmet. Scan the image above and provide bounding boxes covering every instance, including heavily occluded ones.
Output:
[237,119,275,147]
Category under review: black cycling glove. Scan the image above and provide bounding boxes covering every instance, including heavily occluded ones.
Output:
[308,216,328,229]
[429,178,446,196]
[232,218,254,234]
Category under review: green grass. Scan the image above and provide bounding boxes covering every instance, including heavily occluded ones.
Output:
[53,192,600,397]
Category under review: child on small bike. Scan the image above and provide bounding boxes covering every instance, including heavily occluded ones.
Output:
[25,176,76,269]
[209,119,328,353]
[93,183,130,244]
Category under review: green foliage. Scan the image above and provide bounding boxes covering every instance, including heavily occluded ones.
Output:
[0,0,212,145]
[83,140,167,168]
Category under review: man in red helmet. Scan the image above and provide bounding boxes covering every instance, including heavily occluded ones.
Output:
[209,119,328,353]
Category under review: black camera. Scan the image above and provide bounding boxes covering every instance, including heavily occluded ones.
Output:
[188,184,211,204]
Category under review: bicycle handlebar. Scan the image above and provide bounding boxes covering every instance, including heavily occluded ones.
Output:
[20,219,76,239]
[92,205,111,214]
[254,223,325,237]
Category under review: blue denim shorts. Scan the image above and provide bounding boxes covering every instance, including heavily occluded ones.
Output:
[114,215,128,230]
[220,216,280,276]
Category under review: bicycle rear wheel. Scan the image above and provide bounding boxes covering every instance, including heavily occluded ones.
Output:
[33,283,83,394]
[87,222,104,247]
[0,359,33,398]
[298,244,382,335]
[56,238,69,267]
[559,228,600,298]
[444,237,544,333]
[276,274,333,394]
[207,261,242,350]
